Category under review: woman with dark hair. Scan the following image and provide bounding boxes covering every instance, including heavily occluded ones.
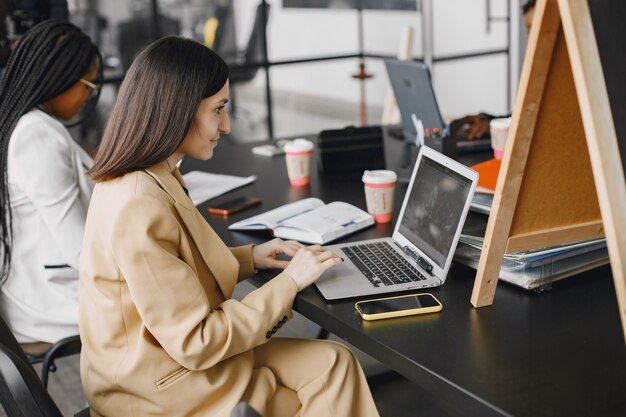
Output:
[0,20,101,344]
[80,36,379,417]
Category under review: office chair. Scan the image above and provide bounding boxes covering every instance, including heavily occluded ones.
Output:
[38,335,82,389]
[225,1,270,117]
[117,14,181,71]
[204,2,235,54]
[0,317,30,367]
[0,315,81,389]
[0,345,64,417]
[0,318,89,417]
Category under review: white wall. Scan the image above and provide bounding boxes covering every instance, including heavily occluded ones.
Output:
[234,0,521,121]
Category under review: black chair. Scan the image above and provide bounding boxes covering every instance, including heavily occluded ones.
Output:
[209,2,236,57]
[0,314,81,387]
[16,336,82,389]
[224,1,270,116]
[38,335,82,389]
[0,317,30,367]
[117,14,181,71]
[0,317,88,417]
[0,345,64,417]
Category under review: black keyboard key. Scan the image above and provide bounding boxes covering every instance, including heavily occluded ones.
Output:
[379,275,394,286]
[341,248,375,279]
[342,242,429,288]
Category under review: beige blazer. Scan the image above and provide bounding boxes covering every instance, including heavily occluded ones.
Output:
[79,161,298,417]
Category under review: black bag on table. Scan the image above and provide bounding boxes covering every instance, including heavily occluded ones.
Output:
[316,125,385,174]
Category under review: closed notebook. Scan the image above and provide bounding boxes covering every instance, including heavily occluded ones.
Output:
[228,198,374,245]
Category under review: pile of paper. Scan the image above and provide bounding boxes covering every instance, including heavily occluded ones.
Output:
[454,235,609,290]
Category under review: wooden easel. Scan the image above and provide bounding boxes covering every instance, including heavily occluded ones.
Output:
[470,0,626,342]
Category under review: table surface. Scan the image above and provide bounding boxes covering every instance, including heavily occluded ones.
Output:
[180,134,626,417]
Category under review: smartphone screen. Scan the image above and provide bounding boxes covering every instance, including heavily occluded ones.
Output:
[207,196,261,216]
[357,293,441,317]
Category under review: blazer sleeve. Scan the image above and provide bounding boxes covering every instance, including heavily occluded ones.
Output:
[110,194,298,371]
[8,120,87,269]
[229,245,257,282]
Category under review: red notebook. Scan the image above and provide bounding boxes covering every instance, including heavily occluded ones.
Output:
[470,158,501,194]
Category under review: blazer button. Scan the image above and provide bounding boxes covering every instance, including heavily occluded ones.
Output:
[277,321,283,328]
[272,326,278,333]
[281,316,288,324]
[266,331,272,339]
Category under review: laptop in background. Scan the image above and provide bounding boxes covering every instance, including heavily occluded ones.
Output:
[384,59,492,152]
[315,146,478,300]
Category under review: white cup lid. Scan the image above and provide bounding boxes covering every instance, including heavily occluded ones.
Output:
[362,170,397,184]
[489,117,511,130]
[284,138,314,153]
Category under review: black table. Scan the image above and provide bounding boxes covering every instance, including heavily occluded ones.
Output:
[180,135,626,417]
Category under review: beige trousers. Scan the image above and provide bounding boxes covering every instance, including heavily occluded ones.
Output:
[242,338,380,417]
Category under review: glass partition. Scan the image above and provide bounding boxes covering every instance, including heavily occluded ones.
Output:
[58,0,514,148]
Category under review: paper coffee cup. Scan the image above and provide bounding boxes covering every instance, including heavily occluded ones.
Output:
[362,170,397,223]
[284,138,314,186]
[489,117,511,160]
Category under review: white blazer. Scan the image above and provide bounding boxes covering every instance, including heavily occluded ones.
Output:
[0,109,93,343]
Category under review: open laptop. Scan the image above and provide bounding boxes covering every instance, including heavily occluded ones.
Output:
[315,146,478,300]
[385,59,492,152]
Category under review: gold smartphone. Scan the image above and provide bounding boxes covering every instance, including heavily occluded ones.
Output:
[355,293,443,321]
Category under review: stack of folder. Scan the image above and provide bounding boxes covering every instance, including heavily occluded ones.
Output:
[454,235,609,291]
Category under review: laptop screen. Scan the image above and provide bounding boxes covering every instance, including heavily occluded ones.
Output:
[398,155,473,268]
[385,59,445,140]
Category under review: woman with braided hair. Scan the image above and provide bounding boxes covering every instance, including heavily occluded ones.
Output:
[0,19,102,345]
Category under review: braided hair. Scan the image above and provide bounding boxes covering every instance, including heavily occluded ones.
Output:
[0,19,101,284]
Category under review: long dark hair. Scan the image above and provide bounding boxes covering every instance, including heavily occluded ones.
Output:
[0,20,101,283]
[88,36,229,182]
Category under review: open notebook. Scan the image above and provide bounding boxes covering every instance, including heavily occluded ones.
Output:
[229,198,374,245]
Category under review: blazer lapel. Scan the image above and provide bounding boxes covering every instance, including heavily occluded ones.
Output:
[144,162,238,299]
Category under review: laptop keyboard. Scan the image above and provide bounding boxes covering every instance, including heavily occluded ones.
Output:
[340,241,427,288]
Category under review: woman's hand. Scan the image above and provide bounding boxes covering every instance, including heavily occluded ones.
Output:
[284,245,343,291]
[252,238,304,270]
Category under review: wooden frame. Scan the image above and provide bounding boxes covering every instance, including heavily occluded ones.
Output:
[470,0,626,342]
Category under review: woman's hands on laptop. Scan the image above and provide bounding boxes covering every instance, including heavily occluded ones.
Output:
[253,238,304,270]
[285,245,343,291]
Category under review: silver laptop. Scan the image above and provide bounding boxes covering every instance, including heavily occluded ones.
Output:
[385,59,445,141]
[315,146,478,300]
[385,59,492,152]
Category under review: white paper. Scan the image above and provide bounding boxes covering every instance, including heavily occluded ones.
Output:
[182,171,256,205]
